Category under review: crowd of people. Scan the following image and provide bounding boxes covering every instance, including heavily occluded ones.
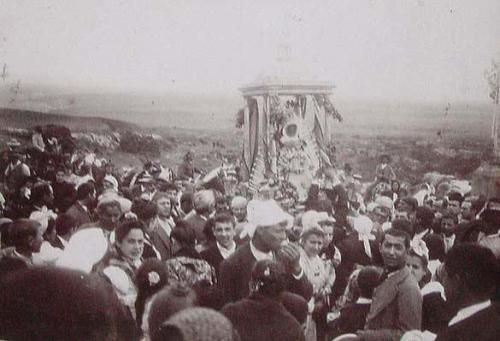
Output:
[0,127,499,341]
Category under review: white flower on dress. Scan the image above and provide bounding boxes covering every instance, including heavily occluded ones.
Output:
[148,271,160,286]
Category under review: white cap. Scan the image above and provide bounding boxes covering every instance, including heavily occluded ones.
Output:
[246,199,293,238]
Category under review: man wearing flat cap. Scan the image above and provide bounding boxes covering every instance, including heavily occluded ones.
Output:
[219,199,313,304]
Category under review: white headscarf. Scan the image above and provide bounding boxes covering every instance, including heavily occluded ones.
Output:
[353,215,376,259]
[55,228,108,273]
[243,199,293,239]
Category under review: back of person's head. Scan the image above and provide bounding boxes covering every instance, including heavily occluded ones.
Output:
[391,218,414,238]
[444,243,498,298]
[357,266,383,299]
[416,206,434,226]
[55,213,78,237]
[9,219,40,249]
[0,266,132,341]
[131,198,157,222]
[250,260,287,298]
[154,307,237,341]
[192,190,215,215]
[76,182,95,201]
[30,182,52,204]
[424,233,446,261]
[148,283,197,341]
[171,221,197,247]
[280,292,308,325]
[180,192,193,212]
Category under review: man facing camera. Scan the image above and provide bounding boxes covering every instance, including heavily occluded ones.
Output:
[358,228,422,341]
[219,199,313,303]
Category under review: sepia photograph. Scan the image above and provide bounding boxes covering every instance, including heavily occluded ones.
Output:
[0,1,499,340]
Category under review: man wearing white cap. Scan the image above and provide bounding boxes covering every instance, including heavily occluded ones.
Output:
[219,199,313,303]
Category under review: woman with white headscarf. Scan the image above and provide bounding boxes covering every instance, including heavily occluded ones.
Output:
[332,215,383,304]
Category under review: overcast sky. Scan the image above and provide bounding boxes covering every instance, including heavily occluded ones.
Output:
[1,0,499,102]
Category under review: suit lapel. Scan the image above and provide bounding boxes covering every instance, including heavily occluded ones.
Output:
[367,267,410,320]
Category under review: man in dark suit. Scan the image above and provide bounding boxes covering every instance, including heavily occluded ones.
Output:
[53,213,78,250]
[423,212,459,263]
[183,189,215,248]
[65,182,95,228]
[357,228,422,341]
[435,244,500,341]
[201,213,236,279]
[219,199,313,303]
[52,169,77,214]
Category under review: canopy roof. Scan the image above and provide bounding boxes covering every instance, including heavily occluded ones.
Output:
[239,81,334,97]
[240,58,334,96]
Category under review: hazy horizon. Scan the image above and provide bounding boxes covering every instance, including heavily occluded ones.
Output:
[0,82,493,140]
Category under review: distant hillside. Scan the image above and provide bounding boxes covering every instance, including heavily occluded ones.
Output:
[0,108,140,132]
[0,83,239,130]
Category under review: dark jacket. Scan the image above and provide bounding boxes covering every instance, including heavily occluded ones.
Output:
[222,293,305,341]
[147,218,174,260]
[52,181,76,213]
[183,211,208,245]
[333,302,371,336]
[65,202,92,228]
[422,290,451,334]
[200,244,225,279]
[435,305,500,341]
[219,242,313,303]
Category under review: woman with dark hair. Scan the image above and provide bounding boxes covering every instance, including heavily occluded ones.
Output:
[170,221,200,259]
[96,218,146,321]
[164,221,217,288]
[222,260,306,341]
[407,241,450,334]
[391,180,401,201]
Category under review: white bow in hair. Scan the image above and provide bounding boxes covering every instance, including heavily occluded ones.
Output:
[354,216,375,259]
[411,238,430,261]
